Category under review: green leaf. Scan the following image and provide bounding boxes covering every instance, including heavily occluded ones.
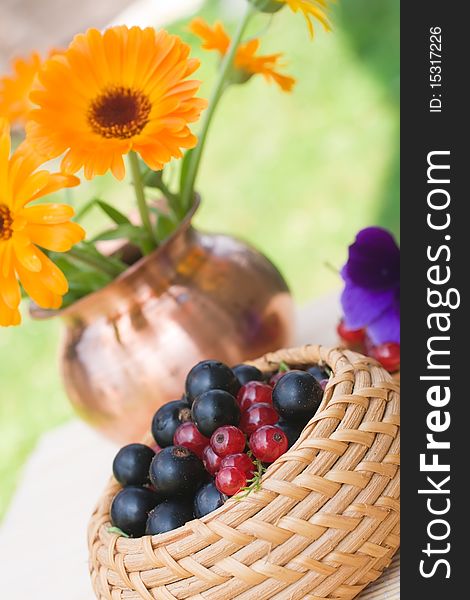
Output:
[96,200,131,225]
[155,214,177,244]
[71,241,128,275]
[107,527,130,538]
[143,169,164,188]
[74,198,99,222]
[90,224,147,243]
[50,254,113,308]
[279,361,290,373]
[179,148,194,194]
[67,270,111,292]
[90,226,155,258]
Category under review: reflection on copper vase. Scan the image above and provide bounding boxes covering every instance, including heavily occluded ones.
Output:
[31,198,294,443]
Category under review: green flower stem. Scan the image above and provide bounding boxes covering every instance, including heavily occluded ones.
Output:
[128,151,158,248]
[155,179,182,218]
[67,247,125,278]
[181,3,256,211]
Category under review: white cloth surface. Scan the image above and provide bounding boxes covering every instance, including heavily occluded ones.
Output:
[0,294,399,599]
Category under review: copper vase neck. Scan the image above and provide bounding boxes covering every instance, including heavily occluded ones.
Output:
[30,195,201,324]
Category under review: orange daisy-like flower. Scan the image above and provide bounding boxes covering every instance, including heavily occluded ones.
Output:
[26,26,207,180]
[0,51,42,126]
[280,0,332,37]
[189,19,295,92]
[0,119,84,326]
[236,39,296,92]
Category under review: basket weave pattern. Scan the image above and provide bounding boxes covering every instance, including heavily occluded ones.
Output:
[88,345,400,600]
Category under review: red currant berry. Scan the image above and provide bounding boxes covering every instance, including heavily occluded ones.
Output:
[337,319,366,345]
[202,445,222,476]
[240,403,279,435]
[237,381,273,411]
[250,425,288,463]
[370,342,400,372]
[173,422,209,459]
[210,426,246,457]
[215,467,247,496]
[220,453,255,479]
[269,371,288,387]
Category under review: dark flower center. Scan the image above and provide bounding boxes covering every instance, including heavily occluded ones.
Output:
[0,205,13,241]
[88,86,151,140]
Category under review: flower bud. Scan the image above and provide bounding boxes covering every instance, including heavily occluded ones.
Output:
[228,67,253,86]
[249,0,284,14]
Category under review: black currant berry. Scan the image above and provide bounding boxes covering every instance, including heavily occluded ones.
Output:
[232,364,264,386]
[307,365,329,382]
[191,389,241,437]
[149,446,205,496]
[185,360,240,403]
[151,399,191,448]
[145,499,194,535]
[276,420,305,449]
[273,370,323,423]
[112,443,155,487]
[194,482,227,518]
[110,486,159,537]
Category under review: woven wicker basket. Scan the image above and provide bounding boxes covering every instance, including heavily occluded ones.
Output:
[88,344,400,600]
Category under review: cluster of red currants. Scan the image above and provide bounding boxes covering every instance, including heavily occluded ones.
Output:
[110,360,326,538]
[337,319,400,373]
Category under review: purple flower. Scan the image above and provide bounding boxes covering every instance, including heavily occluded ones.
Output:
[341,227,400,344]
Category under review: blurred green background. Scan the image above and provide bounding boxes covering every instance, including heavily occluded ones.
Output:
[0,0,399,518]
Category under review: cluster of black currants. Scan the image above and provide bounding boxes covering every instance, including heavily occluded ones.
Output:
[110,360,327,538]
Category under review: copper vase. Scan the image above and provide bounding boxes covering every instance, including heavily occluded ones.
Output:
[31,198,294,443]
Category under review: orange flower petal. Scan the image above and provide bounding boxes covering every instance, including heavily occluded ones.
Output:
[15,257,63,309]
[189,18,231,55]
[282,0,332,37]
[0,295,21,326]
[235,38,295,93]
[15,247,68,303]
[24,221,85,252]
[35,248,69,295]
[0,242,14,278]
[0,51,42,126]
[110,153,126,180]
[0,119,11,202]
[0,268,21,309]
[12,234,42,272]
[18,203,75,225]
[30,174,80,202]
[10,170,51,209]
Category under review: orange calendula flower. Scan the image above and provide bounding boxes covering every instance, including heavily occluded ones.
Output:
[236,39,296,92]
[0,51,42,126]
[280,0,332,37]
[26,26,207,180]
[0,119,84,326]
[189,18,295,92]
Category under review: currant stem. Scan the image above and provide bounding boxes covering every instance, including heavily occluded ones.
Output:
[181,3,256,211]
[128,151,158,248]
